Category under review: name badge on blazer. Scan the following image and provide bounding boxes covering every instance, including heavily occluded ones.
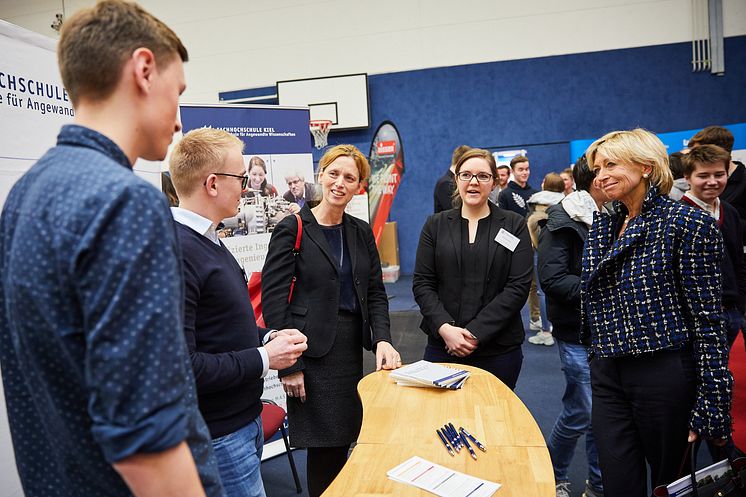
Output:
[494,228,520,252]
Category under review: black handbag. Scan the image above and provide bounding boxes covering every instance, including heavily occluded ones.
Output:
[654,442,746,497]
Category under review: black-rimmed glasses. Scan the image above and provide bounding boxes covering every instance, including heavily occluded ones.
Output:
[206,173,249,189]
[457,172,494,183]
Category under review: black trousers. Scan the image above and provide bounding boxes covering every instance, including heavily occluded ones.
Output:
[306,445,349,497]
[590,348,696,497]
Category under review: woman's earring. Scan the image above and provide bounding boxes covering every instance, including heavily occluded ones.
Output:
[643,173,650,179]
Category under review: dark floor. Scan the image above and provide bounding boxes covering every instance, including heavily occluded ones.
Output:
[260,275,711,497]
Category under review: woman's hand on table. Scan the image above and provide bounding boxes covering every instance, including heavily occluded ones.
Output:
[281,371,306,402]
[375,341,402,371]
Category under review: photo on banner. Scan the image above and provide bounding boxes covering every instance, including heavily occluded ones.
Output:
[220,153,312,238]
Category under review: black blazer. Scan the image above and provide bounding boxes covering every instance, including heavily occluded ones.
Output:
[261,205,391,376]
[412,202,533,355]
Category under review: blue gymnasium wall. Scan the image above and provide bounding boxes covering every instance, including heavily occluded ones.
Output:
[232,36,746,275]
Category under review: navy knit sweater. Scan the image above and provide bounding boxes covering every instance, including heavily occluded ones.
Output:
[176,222,266,438]
[497,181,538,217]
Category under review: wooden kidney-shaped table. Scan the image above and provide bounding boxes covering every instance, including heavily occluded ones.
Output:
[322,364,554,496]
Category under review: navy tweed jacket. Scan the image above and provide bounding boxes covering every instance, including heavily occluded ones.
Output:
[580,187,732,438]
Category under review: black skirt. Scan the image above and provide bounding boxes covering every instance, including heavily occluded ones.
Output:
[287,311,363,447]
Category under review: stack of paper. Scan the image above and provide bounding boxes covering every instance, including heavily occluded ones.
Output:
[387,456,500,497]
[390,360,470,389]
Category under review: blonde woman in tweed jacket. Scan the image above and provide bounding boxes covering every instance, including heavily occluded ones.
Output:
[580,129,732,497]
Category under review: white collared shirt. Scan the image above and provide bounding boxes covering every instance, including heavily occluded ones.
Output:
[682,192,721,221]
[171,207,221,244]
[171,207,271,377]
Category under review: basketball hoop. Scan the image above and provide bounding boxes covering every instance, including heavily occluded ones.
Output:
[309,120,332,149]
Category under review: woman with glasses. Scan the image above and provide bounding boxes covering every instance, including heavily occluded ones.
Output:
[261,144,401,497]
[412,148,533,389]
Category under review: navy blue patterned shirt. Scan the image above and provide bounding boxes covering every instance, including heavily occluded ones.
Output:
[581,187,732,438]
[0,125,224,497]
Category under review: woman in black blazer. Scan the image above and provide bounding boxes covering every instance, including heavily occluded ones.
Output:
[413,148,533,389]
[261,144,401,497]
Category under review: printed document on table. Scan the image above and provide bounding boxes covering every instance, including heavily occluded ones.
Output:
[387,456,500,497]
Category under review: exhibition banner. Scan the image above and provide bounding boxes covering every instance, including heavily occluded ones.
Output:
[367,121,404,244]
[180,104,314,415]
[0,20,73,209]
[569,123,746,163]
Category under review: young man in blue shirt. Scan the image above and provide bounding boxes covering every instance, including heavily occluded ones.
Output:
[168,128,308,497]
[0,1,225,496]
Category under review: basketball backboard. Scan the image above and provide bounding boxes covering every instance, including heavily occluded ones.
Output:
[277,73,370,131]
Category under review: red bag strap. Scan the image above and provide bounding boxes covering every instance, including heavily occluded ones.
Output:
[287,213,302,303]
[292,213,302,253]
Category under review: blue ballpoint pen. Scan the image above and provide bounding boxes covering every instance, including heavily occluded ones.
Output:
[459,427,487,452]
[448,422,462,448]
[460,431,478,460]
[443,425,461,452]
[436,429,455,456]
[449,425,463,449]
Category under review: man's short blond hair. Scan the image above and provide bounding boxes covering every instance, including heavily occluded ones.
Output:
[169,128,244,198]
[58,0,188,107]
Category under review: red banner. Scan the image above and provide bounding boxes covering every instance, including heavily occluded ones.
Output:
[367,122,404,245]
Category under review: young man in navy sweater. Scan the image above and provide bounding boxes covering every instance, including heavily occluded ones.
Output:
[169,128,308,497]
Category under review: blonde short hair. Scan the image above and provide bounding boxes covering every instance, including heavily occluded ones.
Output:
[169,128,244,197]
[318,144,371,182]
[585,128,673,195]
